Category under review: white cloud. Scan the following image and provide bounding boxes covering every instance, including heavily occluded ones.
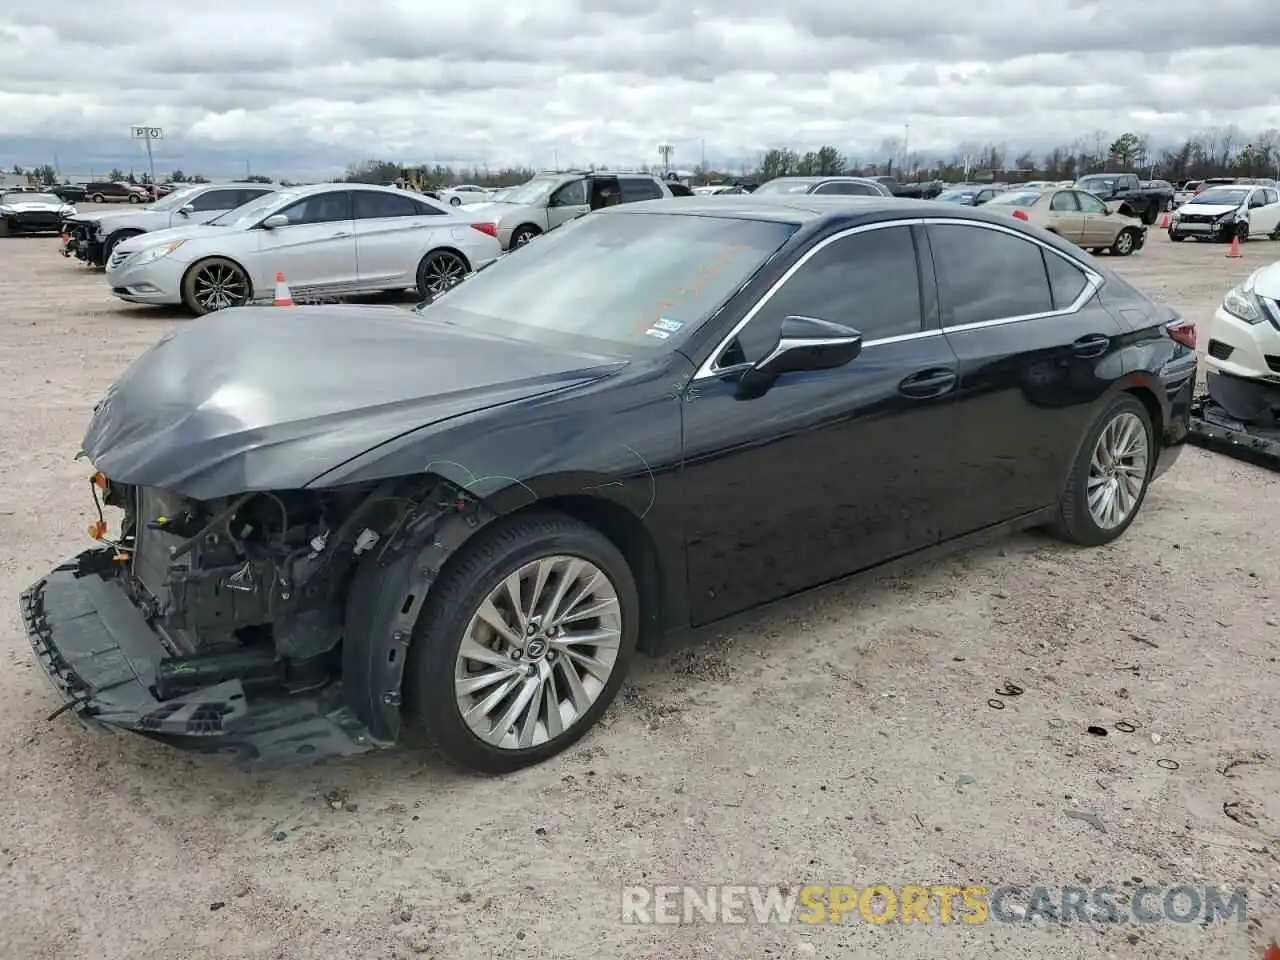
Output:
[0,0,1277,176]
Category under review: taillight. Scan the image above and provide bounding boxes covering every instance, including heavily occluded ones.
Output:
[1167,320,1196,350]
[470,222,496,238]
[1012,209,1029,221]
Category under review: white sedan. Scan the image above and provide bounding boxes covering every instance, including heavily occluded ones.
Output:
[436,184,494,206]
[106,184,503,314]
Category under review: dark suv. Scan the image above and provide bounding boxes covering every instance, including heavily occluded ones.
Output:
[83,181,151,204]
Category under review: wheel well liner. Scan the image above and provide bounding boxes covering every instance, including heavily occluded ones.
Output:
[1125,384,1163,468]
[180,255,256,301]
[421,245,472,273]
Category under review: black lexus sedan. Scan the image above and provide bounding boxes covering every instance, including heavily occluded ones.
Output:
[21,196,1197,773]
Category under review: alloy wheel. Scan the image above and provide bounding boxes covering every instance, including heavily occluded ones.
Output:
[423,252,466,295]
[1114,231,1133,254]
[1087,411,1149,529]
[454,555,623,750]
[193,262,248,312]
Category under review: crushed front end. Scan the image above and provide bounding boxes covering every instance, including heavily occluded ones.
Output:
[20,473,438,765]
[60,219,103,264]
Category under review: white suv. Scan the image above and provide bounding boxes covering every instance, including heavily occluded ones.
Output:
[467,172,677,250]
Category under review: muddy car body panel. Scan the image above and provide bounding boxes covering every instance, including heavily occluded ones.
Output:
[22,197,1194,770]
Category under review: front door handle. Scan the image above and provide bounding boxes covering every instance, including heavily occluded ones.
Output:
[898,368,957,399]
[331,231,350,238]
[1073,334,1111,359]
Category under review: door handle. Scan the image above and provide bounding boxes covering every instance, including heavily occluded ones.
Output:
[1072,334,1111,359]
[898,368,957,399]
[331,231,350,238]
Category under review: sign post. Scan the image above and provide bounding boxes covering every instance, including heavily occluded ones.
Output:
[130,126,163,198]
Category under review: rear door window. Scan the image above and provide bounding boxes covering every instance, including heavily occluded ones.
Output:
[928,223,1053,326]
[354,191,422,219]
[618,178,664,203]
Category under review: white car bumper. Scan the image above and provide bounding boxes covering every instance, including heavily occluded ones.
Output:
[1203,303,1280,381]
[105,253,187,305]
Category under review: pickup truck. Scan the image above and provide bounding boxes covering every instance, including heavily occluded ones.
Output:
[1074,173,1173,225]
[872,176,944,200]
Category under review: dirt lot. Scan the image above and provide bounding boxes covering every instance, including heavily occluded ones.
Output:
[0,214,1278,960]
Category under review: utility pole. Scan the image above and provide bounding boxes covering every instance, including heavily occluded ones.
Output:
[700,138,706,170]
[903,123,910,175]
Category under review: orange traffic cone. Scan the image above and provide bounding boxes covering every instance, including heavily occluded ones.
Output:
[1159,213,1169,229]
[272,271,295,306]
[1227,235,1242,259]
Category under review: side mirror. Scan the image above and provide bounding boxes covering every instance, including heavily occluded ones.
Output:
[261,214,289,229]
[178,204,194,216]
[735,315,863,400]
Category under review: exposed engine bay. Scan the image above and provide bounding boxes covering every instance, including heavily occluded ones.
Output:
[20,472,487,765]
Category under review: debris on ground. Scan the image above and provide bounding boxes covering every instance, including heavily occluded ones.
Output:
[1063,809,1108,833]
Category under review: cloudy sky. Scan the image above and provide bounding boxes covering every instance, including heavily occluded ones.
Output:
[1,0,1278,178]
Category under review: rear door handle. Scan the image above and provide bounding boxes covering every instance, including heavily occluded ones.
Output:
[898,368,957,399]
[1073,334,1111,359]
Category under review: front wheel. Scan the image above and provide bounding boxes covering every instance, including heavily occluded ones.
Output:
[128,194,141,204]
[181,257,251,315]
[1169,230,1185,242]
[90,194,105,204]
[103,230,141,262]
[449,196,462,206]
[1164,198,1174,212]
[403,513,639,773]
[1049,395,1154,547]
[1110,228,1138,256]
[510,224,541,248]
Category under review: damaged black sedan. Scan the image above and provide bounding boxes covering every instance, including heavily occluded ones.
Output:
[22,196,1195,772]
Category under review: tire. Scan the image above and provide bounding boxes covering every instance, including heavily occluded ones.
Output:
[415,249,469,299]
[1164,198,1174,212]
[0,219,9,238]
[1169,230,1184,242]
[510,224,541,248]
[1234,222,1249,242]
[103,230,141,261]
[449,196,462,206]
[90,194,105,204]
[1110,228,1138,256]
[402,512,639,773]
[1049,395,1154,547]
[181,257,251,316]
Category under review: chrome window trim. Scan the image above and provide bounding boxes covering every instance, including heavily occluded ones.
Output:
[692,216,1104,381]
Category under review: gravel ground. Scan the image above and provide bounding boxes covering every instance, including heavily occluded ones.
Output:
[0,214,1278,960]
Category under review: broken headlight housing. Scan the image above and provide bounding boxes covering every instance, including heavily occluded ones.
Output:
[1223,284,1265,324]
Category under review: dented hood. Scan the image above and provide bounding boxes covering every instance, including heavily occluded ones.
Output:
[82,305,622,499]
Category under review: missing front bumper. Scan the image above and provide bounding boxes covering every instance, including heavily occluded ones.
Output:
[20,548,382,767]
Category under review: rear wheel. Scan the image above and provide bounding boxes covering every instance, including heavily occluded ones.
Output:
[1049,395,1153,547]
[1110,228,1138,256]
[416,249,469,298]
[0,219,9,237]
[128,194,141,204]
[403,513,639,773]
[90,194,105,203]
[181,257,251,315]
[449,196,462,206]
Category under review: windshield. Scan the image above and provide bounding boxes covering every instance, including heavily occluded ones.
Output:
[3,192,60,204]
[936,189,976,203]
[496,178,560,206]
[986,191,1041,207]
[418,212,796,355]
[147,186,203,212]
[209,190,291,227]
[1190,188,1248,206]
[1078,177,1117,191]
[753,179,816,195]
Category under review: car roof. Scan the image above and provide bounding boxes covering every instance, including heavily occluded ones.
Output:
[604,194,1017,225]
